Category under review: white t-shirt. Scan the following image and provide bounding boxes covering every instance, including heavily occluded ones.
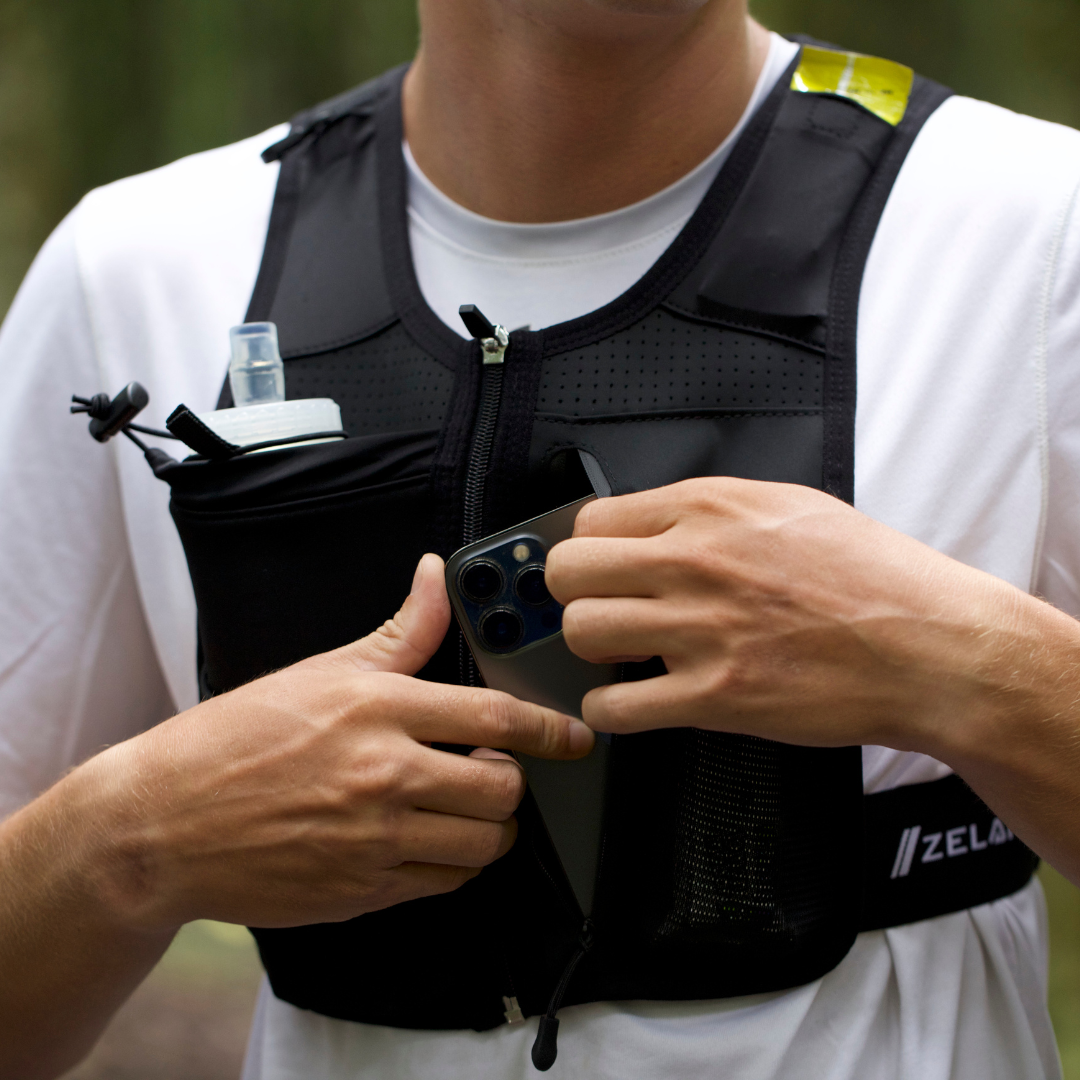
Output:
[1,30,1078,1080]
[407,37,797,336]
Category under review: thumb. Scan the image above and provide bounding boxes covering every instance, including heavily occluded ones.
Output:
[325,553,451,676]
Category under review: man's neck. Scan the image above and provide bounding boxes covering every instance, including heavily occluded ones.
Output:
[403,1,771,223]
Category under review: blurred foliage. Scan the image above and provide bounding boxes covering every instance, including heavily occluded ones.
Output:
[1044,865,1080,1079]
[62,921,263,1080]
[754,0,1080,128]
[0,0,418,315]
[3,0,1080,316]
[3,0,1080,1073]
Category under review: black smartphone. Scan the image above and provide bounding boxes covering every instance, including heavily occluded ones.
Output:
[446,496,618,914]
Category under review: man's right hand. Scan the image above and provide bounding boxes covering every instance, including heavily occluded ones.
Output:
[40,552,594,932]
[1,552,592,1078]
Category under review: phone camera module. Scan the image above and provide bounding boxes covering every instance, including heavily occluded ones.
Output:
[478,608,525,651]
[460,560,504,603]
[515,565,551,607]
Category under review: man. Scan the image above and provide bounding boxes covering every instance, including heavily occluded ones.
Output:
[1,1,1079,1078]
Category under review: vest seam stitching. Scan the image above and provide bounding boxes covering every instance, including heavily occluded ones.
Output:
[660,299,827,353]
[279,313,402,360]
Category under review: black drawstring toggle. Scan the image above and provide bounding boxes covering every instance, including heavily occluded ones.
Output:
[71,383,150,443]
[72,383,181,469]
[531,920,594,1072]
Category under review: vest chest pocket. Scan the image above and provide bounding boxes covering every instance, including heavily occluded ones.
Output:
[160,429,440,697]
[529,309,825,496]
[520,311,861,1005]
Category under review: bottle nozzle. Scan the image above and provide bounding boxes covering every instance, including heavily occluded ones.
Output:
[228,322,285,406]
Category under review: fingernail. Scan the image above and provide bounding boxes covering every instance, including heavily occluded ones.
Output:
[568,719,595,755]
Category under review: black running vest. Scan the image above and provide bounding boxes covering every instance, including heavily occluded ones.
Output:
[152,43,1038,1034]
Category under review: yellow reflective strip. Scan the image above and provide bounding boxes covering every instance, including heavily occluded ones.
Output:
[791,45,914,127]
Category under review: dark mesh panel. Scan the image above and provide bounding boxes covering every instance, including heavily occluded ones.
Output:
[659,732,784,938]
[538,308,822,417]
[645,730,855,952]
[587,726,863,1000]
[286,323,454,437]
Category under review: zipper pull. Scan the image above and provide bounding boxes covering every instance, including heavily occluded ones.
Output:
[459,304,509,365]
[531,920,595,1071]
[481,328,509,365]
[502,995,525,1025]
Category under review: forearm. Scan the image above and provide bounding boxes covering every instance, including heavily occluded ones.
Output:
[0,753,176,1080]
[909,584,1080,887]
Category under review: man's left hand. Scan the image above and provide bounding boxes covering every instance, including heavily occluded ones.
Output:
[545,477,1029,752]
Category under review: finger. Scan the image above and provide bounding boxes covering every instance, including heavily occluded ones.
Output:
[562,597,684,663]
[546,536,672,603]
[571,476,794,544]
[572,481,719,539]
[369,863,483,911]
[394,810,518,867]
[581,671,704,735]
[582,671,847,747]
[373,674,595,760]
[324,554,451,676]
[408,749,526,821]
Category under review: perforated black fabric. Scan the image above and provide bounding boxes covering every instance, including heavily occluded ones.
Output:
[538,309,822,418]
[286,322,454,437]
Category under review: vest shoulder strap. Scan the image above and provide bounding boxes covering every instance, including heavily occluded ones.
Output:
[261,64,407,163]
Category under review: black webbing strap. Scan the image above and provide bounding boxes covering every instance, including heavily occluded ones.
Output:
[860,773,1038,931]
[166,405,241,460]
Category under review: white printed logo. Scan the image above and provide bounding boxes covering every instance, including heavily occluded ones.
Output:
[890,819,1014,879]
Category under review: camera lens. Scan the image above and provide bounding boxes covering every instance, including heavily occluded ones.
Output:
[515,565,551,607]
[479,608,525,651]
[460,560,503,603]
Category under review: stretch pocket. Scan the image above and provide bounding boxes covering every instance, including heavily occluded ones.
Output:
[161,429,439,696]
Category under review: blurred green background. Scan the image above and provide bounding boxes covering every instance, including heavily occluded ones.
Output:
[4,0,1080,321]
[0,0,1075,1076]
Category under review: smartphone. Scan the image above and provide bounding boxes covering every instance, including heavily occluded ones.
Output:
[446,496,619,914]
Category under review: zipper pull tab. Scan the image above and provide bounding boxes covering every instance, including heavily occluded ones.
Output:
[481,327,509,365]
[459,304,509,365]
[531,920,595,1071]
[502,995,525,1024]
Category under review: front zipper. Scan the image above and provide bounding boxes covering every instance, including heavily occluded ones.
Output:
[462,330,508,545]
[458,306,510,687]
[458,320,601,1053]
[457,309,522,1021]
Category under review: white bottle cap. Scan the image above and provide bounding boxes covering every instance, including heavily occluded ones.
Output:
[198,399,343,453]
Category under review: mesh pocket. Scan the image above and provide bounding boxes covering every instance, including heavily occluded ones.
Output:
[659,731,784,939]
[585,728,863,1001]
